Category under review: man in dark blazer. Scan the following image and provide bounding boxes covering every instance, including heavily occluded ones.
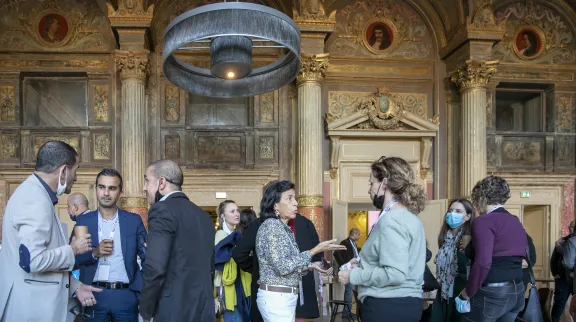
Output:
[139,160,215,322]
[232,213,323,321]
[72,169,147,322]
[334,228,361,318]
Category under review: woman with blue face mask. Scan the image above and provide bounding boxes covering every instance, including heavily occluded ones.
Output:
[430,199,475,322]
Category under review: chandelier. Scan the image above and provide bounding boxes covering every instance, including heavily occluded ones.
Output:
[163,2,301,98]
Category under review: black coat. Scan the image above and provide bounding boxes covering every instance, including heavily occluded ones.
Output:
[232,214,323,321]
[139,192,216,322]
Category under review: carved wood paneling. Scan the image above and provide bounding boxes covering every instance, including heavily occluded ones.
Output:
[187,132,246,169]
[255,130,278,166]
[161,131,183,161]
[0,85,16,122]
[89,82,111,123]
[92,132,110,161]
[32,134,80,161]
[254,90,278,127]
[0,132,19,160]
[556,94,575,133]
[163,83,183,124]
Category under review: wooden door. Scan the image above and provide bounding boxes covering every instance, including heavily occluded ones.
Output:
[523,205,549,279]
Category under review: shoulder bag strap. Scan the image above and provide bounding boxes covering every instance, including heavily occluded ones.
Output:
[525,243,536,285]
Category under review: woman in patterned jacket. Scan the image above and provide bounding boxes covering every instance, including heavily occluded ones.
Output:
[430,199,475,322]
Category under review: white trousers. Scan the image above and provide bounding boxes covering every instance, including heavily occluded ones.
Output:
[257,288,298,322]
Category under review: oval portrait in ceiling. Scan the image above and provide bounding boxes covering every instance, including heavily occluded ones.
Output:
[513,26,546,60]
[363,19,398,54]
[37,11,70,46]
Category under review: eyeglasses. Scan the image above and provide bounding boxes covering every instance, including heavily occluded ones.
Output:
[70,305,94,319]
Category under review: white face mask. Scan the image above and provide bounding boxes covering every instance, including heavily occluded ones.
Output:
[57,166,68,196]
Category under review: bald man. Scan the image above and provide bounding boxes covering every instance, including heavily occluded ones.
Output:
[139,159,215,322]
[67,192,89,222]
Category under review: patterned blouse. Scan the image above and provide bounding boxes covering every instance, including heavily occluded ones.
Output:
[256,218,312,288]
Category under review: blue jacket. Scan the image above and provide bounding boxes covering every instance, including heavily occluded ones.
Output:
[214,230,242,271]
[71,208,147,292]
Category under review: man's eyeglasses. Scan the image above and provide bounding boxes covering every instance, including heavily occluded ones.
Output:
[70,305,94,319]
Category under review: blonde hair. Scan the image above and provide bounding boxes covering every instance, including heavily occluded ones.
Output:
[371,157,426,214]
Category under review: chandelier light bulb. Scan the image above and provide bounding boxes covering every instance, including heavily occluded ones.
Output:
[227,71,236,79]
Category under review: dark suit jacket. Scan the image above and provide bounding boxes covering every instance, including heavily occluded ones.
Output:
[139,192,215,322]
[334,238,357,266]
[71,209,147,292]
[232,214,322,321]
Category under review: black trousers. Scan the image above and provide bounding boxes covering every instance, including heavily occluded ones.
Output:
[461,281,525,322]
[551,278,570,322]
[360,296,422,322]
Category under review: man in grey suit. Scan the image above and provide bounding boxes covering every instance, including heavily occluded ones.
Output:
[0,141,101,322]
[139,159,215,322]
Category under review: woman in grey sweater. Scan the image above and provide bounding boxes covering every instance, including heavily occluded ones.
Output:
[338,156,427,322]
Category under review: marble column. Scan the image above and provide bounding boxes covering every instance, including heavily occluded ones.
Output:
[115,50,150,224]
[296,54,329,238]
[451,60,498,196]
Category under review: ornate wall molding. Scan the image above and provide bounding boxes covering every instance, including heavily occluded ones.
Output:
[450,60,499,91]
[297,54,329,84]
[119,196,149,209]
[296,195,323,207]
[115,50,150,82]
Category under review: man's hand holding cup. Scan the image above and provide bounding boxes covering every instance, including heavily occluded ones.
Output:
[93,239,114,258]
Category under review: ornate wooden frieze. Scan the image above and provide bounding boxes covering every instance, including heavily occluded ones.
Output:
[93,85,109,122]
[450,60,499,91]
[297,54,329,84]
[0,133,18,159]
[0,59,108,69]
[93,133,110,160]
[0,85,16,122]
[164,134,180,160]
[555,136,575,169]
[259,137,274,159]
[164,85,180,122]
[115,50,149,82]
[32,135,80,160]
[191,132,245,165]
[259,92,274,123]
[502,139,543,165]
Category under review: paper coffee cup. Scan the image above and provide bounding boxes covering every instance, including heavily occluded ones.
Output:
[74,225,88,237]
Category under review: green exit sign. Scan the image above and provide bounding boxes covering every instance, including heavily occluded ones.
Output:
[521,191,531,198]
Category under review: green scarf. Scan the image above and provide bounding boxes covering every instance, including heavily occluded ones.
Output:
[222,258,252,311]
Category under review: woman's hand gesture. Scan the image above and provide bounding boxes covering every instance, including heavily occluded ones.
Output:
[311,239,346,255]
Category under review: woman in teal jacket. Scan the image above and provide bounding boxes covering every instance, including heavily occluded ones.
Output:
[430,199,475,322]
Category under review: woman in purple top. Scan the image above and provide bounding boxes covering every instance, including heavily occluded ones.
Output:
[458,176,527,322]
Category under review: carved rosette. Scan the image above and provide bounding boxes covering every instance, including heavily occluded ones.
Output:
[297,54,329,85]
[296,195,323,207]
[115,50,150,82]
[450,60,499,92]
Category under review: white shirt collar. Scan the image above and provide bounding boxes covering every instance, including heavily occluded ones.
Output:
[159,191,180,202]
[98,208,119,221]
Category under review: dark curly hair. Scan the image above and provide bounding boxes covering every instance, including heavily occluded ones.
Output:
[471,175,510,211]
[259,180,296,222]
[371,156,426,214]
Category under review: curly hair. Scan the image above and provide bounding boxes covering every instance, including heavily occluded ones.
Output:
[470,175,510,211]
[371,156,426,214]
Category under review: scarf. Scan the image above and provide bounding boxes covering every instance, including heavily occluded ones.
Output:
[222,258,252,311]
[434,230,462,300]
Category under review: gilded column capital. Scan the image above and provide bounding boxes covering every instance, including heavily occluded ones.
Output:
[114,50,150,82]
[297,54,329,85]
[450,60,499,92]
[296,195,323,207]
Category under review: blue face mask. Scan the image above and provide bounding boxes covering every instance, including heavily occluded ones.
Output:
[445,212,465,228]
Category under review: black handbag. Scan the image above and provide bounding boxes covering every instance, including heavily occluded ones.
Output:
[516,244,543,322]
[423,264,440,292]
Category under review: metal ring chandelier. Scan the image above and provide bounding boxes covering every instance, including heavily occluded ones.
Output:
[163,2,301,98]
